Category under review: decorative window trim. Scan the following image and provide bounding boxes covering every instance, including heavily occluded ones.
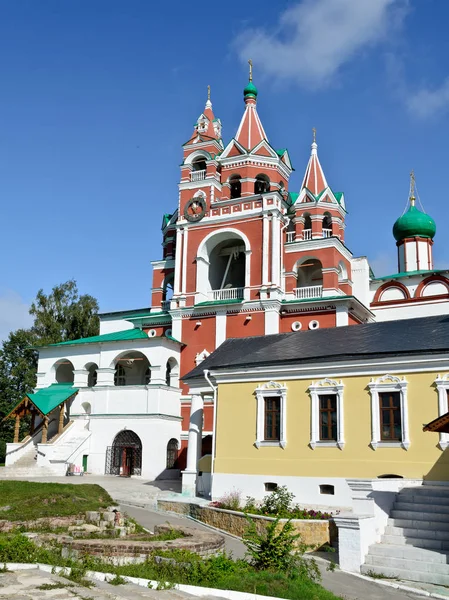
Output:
[368,374,409,450]
[434,374,449,450]
[308,379,345,450]
[255,381,287,449]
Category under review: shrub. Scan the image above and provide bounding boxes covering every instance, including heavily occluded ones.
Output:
[243,518,320,582]
[243,496,258,514]
[216,489,242,511]
[260,486,294,516]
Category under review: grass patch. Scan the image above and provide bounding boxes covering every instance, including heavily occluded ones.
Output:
[0,481,113,521]
[38,582,75,590]
[108,575,127,585]
[0,533,340,600]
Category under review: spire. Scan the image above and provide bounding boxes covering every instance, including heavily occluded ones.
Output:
[234,61,267,150]
[409,169,416,207]
[191,86,222,141]
[300,128,328,196]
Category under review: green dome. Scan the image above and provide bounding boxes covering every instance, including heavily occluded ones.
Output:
[393,204,436,242]
[244,81,258,99]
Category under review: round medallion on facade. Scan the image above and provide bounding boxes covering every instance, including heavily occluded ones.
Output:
[291,321,302,332]
[184,197,206,222]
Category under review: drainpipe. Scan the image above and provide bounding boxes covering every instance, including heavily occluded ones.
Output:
[203,369,217,499]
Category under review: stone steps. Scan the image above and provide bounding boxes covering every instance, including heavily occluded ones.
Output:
[362,485,449,585]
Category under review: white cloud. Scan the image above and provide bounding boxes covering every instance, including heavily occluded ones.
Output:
[234,0,408,88]
[0,290,33,342]
[406,78,449,119]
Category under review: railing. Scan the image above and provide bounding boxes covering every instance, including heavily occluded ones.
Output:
[161,300,171,311]
[322,228,332,238]
[294,285,323,299]
[208,288,244,301]
[191,169,206,182]
[302,229,312,240]
[286,231,296,243]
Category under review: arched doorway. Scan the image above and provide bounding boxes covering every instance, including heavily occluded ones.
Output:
[106,430,142,476]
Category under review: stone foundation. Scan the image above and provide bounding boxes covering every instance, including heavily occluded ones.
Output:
[158,500,337,550]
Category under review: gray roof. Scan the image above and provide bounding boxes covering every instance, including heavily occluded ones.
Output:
[183,314,449,380]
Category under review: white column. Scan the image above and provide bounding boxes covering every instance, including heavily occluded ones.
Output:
[215,310,227,347]
[73,369,89,388]
[336,304,349,327]
[174,228,183,296]
[264,304,280,334]
[271,214,281,287]
[182,393,204,496]
[262,214,270,285]
[96,368,115,387]
[171,311,182,342]
[181,226,189,295]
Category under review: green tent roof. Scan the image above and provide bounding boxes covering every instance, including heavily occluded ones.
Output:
[46,329,149,348]
[27,384,79,416]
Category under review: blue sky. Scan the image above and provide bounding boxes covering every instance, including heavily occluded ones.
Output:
[1,0,448,339]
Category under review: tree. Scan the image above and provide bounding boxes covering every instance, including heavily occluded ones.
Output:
[0,280,100,461]
[30,279,99,345]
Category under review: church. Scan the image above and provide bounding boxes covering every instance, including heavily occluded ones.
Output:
[4,65,449,496]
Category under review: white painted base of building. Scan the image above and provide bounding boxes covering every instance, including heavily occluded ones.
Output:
[211,472,353,510]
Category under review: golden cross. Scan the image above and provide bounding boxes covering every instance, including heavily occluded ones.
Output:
[312,127,316,143]
[207,85,211,101]
[248,59,253,82]
[410,169,416,205]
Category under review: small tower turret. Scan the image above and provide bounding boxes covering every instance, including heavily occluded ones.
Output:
[393,171,436,273]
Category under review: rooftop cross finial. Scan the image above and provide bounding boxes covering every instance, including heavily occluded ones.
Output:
[248,58,253,82]
[312,127,317,144]
[410,169,416,206]
[207,85,211,102]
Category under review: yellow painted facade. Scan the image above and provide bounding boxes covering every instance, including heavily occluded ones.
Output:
[214,371,449,481]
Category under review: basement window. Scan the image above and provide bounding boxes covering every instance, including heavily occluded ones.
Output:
[319,484,335,495]
[377,474,403,479]
[264,482,278,492]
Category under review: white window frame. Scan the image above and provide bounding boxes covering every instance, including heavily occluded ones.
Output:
[255,381,287,449]
[434,374,449,450]
[368,374,409,450]
[308,379,345,450]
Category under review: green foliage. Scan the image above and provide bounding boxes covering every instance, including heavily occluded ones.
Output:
[0,280,99,461]
[38,582,74,590]
[29,279,99,346]
[108,575,127,585]
[216,489,242,511]
[0,481,113,521]
[260,486,295,515]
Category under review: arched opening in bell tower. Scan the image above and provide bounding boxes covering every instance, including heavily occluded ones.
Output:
[254,173,270,194]
[295,258,323,299]
[322,212,333,237]
[229,175,242,199]
[196,230,250,302]
[192,157,207,172]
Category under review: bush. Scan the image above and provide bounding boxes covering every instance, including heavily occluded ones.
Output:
[260,486,294,516]
[215,489,242,511]
[243,518,320,582]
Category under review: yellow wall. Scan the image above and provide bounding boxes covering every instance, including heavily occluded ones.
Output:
[214,372,449,481]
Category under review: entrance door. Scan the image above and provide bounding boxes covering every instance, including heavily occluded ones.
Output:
[120,447,133,477]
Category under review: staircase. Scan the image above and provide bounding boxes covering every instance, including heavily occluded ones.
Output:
[361,483,449,585]
[0,444,54,478]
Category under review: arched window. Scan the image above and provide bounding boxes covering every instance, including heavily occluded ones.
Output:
[87,364,98,388]
[303,212,312,241]
[166,438,179,469]
[165,362,171,386]
[162,274,174,304]
[113,352,151,386]
[322,212,332,237]
[107,430,142,476]
[55,360,75,384]
[229,175,241,199]
[296,258,323,298]
[192,157,206,172]
[254,173,270,194]
[114,364,126,386]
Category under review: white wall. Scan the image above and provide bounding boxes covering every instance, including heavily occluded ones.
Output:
[99,318,134,335]
[350,257,370,308]
[212,473,353,510]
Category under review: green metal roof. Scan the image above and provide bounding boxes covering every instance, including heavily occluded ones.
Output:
[99,307,152,319]
[45,329,149,348]
[373,269,449,282]
[27,384,79,416]
[289,192,299,203]
[128,312,171,324]
[393,204,436,242]
[161,213,173,230]
[195,298,243,307]
[276,148,286,156]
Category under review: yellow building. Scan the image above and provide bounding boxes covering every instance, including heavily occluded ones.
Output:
[184,314,449,508]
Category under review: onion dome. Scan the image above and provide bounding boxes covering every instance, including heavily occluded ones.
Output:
[244,81,258,99]
[393,201,436,242]
[244,58,258,99]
